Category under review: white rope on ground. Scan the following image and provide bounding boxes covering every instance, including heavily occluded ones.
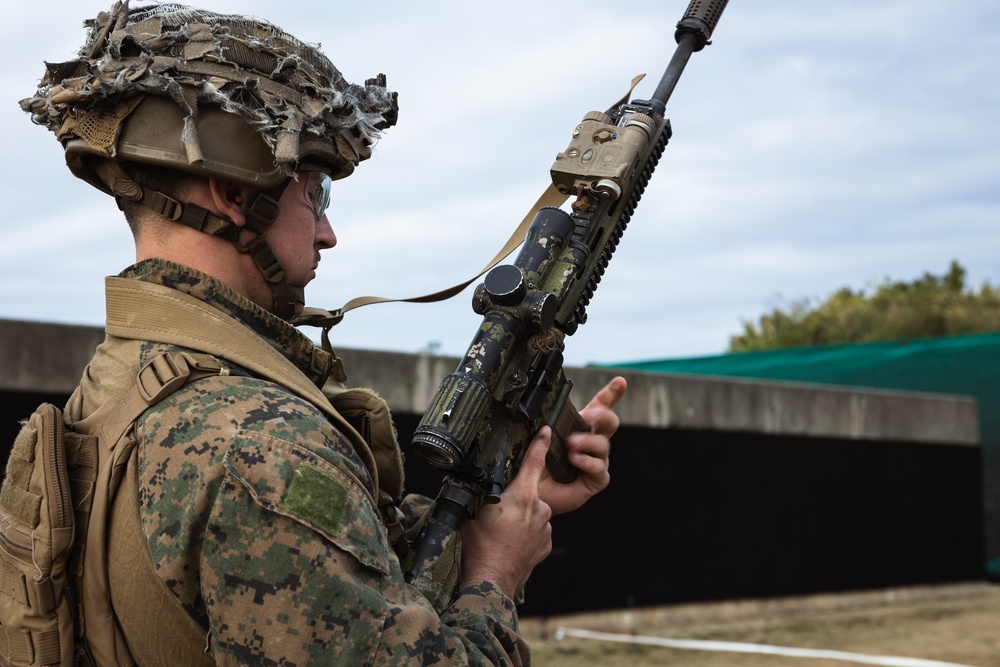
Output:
[554,627,978,667]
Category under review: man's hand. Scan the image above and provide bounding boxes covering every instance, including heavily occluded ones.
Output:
[458,378,625,597]
[539,376,626,515]
[460,429,554,598]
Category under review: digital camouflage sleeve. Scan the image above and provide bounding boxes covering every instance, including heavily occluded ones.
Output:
[136,362,529,666]
[119,261,530,665]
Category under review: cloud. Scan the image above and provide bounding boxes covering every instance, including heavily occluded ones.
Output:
[2,0,998,366]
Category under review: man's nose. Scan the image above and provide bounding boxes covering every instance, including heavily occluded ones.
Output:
[316,214,336,249]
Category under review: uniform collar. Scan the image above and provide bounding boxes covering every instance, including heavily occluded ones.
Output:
[119,259,336,387]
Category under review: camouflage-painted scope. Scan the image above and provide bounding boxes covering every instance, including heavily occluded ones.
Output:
[412,374,493,469]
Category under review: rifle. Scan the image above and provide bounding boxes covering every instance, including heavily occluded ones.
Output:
[404,0,730,609]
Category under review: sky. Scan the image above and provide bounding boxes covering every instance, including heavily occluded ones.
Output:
[1,1,997,367]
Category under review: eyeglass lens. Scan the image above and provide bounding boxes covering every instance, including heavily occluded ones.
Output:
[305,171,332,221]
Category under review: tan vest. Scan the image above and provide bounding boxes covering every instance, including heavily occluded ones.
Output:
[70,278,402,666]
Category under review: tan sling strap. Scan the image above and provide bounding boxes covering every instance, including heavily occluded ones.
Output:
[294,182,569,329]
[102,276,381,508]
[70,351,223,667]
[293,74,648,330]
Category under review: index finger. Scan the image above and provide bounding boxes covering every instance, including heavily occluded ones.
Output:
[513,426,552,488]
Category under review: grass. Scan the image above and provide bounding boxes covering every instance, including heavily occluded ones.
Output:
[526,584,1000,667]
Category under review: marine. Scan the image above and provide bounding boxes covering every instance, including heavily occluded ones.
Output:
[8,2,626,664]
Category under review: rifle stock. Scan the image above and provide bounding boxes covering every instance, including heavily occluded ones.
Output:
[404,0,730,609]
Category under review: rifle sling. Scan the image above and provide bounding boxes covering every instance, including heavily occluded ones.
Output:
[295,183,569,328]
[294,74,647,329]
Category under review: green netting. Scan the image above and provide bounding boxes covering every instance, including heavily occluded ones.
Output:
[601,331,1000,576]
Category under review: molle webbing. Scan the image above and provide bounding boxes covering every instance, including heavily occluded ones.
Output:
[0,559,57,615]
[0,403,75,667]
[0,627,59,666]
[0,568,61,665]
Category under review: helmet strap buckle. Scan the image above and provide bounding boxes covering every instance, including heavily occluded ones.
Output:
[245,192,281,235]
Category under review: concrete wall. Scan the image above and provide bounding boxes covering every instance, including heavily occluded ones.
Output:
[0,319,105,394]
[0,318,985,614]
[3,319,975,445]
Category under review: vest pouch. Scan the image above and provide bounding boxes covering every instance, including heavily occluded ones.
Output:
[321,384,414,555]
[322,385,404,501]
[0,404,76,667]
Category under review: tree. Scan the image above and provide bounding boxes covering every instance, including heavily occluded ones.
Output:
[729,261,1000,352]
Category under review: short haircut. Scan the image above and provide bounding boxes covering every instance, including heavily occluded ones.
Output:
[117,163,199,236]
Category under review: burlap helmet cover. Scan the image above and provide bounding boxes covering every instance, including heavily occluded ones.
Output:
[20,1,399,193]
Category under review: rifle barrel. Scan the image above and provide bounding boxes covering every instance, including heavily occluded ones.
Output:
[652,0,730,106]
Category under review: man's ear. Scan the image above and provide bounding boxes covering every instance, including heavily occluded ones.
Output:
[207,177,257,227]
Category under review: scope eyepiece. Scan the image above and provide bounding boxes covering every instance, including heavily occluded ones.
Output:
[412,428,465,470]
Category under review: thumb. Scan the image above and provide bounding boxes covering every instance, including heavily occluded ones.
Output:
[591,376,627,411]
[581,377,627,419]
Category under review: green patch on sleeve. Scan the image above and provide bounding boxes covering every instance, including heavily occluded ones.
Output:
[283,463,348,538]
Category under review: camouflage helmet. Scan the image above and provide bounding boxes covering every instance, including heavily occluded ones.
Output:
[21,1,398,192]
[21,1,398,320]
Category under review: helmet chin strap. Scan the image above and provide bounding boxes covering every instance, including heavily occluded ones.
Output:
[231,187,303,321]
[236,223,304,320]
[111,165,303,320]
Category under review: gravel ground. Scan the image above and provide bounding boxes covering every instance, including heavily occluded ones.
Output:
[522,583,1000,667]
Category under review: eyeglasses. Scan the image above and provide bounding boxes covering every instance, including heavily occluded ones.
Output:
[301,169,332,221]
